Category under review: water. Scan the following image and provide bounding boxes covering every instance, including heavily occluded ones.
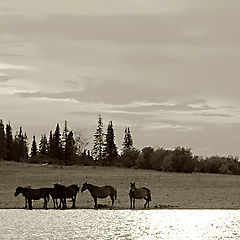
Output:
[0,209,240,239]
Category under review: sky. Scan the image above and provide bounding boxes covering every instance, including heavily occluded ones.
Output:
[0,0,240,157]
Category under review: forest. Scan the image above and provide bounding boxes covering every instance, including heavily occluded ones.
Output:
[0,115,240,175]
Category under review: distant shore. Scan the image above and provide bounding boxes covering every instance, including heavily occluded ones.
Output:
[1,160,240,210]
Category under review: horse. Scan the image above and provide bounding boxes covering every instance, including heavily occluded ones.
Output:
[14,187,49,210]
[129,182,151,209]
[81,182,117,209]
[44,187,64,209]
[53,184,79,209]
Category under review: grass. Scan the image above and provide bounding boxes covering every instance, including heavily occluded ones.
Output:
[1,160,240,209]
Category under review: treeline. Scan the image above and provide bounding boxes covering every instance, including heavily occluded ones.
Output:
[0,120,92,165]
[0,117,240,175]
[121,147,240,175]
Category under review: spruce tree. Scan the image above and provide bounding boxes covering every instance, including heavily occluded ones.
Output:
[62,120,69,151]
[47,131,54,158]
[65,130,76,165]
[122,127,133,153]
[92,115,104,162]
[103,121,118,166]
[0,119,6,159]
[39,134,48,156]
[5,122,13,161]
[30,135,38,158]
[13,127,28,161]
[52,124,63,163]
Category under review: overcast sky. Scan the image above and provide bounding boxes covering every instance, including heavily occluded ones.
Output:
[1,0,240,157]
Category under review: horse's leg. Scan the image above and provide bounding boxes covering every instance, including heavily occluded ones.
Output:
[59,198,63,209]
[64,198,67,209]
[110,195,114,207]
[71,197,75,209]
[133,198,135,209]
[28,199,32,210]
[58,199,62,209]
[44,197,48,209]
[73,195,77,208]
[60,198,66,209]
[55,198,59,209]
[93,197,97,209]
[144,196,149,209]
[130,197,132,209]
[53,198,57,209]
[58,198,63,209]
[25,198,27,209]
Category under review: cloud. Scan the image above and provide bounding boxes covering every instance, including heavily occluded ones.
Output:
[0,63,32,71]
[15,91,80,103]
[195,113,232,118]
[0,3,239,46]
[0,74,10,82]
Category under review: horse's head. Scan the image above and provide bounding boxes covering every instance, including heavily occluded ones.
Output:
[81,182,88,193]
[54,183,64,189]
[14,187,23,197]
[75,185,80,192]
[70,184,80,192]
[130,182,136,189]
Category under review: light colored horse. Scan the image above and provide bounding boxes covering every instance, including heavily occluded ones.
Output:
[129,182,151,209]
[81,182,117,208]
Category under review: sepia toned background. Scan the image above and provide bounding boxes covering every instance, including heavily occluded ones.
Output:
[0,0,240,157]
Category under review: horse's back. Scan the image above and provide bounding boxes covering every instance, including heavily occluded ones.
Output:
[130,187,151,199]
[65,185,79,197]
[23,188,48,200]
[92,185,116,198]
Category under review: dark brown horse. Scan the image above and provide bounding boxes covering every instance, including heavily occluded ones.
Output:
[129,183,151,209]
[14,187,49,210]
[53,184,79,209]
[44,187,64,209]
[81,182,117,208]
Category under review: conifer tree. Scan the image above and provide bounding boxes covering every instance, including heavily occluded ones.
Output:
[13,127,28,161]
[122,127,133,153]
[5,122,13,161]
[0,119,6,159]
[47,131,54,158]
[52,123,63,162]
[30,135,38,158]
[62,120,69,151]
[39,134,48,156]
[102,121,118,166]
[92,115,104,162]
[65,130,76,165]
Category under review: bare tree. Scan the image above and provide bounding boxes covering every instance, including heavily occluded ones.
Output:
[73,127,90,155]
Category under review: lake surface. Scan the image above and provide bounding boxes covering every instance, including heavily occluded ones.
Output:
[0,209,240,239]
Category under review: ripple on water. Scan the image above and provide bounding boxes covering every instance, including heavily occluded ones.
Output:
[0,209,240,239]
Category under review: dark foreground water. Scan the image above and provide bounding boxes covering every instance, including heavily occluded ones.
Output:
[0,209,240,239]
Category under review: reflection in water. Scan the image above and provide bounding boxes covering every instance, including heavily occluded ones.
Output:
[0,210,240,239]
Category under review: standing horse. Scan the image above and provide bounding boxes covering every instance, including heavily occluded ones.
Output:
[81,182,117,209]
[45,187,64,209]
[129,183,151,209]
[14,187,49,210]
[53,184,79,209]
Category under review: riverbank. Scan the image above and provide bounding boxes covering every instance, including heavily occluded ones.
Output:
[1,160,240,209]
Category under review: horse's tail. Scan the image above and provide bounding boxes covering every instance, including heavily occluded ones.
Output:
[147,190,151,202]
[115,190,117,200]
[47,194,50,202]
